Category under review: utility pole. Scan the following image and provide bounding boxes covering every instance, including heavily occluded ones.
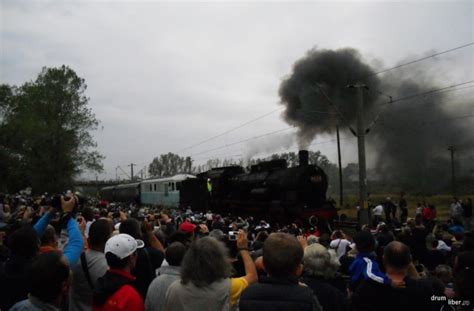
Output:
[128,163,136,182]
[348,83,369,225]
[336,125,344,207]
[448,146,456,196]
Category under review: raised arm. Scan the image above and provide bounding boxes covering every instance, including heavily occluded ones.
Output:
[237,230,257,284]
[63,217,84,267]
[33,211,53,237]
[144,218,164,252]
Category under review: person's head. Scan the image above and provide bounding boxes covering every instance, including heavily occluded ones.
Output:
[303,243,340,279]
[40,225,58,248]
[431,240,439,249]
[318,233,331,248]
[119,218,142,239]
[401,226,412,236]
[180,237,231,287]
[255,230,269,242]
[383,241,412,273]
[88,219,113,252]
[263,233,303,278]
[104,233,144,271]
[28,252,70,305]
[165,242,187,266]
[353,231,375,253]
[333,230,343,239]
[81,206,94,222]
[9,225,39,258]
[435,265,452,285]
[306,235,318,246]
[208,229,225,242]
[179,221,197,239]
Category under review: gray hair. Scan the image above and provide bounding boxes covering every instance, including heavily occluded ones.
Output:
[181,237,231,287]
[208,229,225,241]
[303,243,340,278]
[435,264,452,284]
[306,235,318,246]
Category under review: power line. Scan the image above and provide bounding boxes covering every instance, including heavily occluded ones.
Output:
[175,107,284,153]
[177,43,473,155]
[422,113,474,125]
[176,106,336,154]
[383,80,474,105]
[193,136,353,163]
[376,113,474,136]
[366,42,474,78]
[189,127,295,157]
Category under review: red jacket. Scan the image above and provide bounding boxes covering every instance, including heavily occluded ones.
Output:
[422,207,436,221]
[93,269,144,311]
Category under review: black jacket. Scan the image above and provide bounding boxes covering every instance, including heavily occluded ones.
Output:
[0,255,33,311]
[239,275,322,311]
[132,247,164,298]
[301,275,350,311]
[351,276,445,311]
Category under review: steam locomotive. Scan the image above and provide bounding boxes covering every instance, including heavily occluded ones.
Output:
[99,150,336,221]
[180,150,337,222]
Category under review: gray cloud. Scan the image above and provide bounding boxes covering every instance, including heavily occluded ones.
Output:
[1,0,472,179]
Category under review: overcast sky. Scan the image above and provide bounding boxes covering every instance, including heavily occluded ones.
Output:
[1,0,472,180]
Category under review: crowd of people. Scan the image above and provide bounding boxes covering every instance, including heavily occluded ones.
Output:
[0,192,473,311]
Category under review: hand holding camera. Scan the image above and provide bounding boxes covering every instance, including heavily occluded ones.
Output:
[61,195,77,213]
[236,230,248,251]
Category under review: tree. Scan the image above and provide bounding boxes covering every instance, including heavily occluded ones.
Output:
[0,66,103,193]
[148,153,193,177]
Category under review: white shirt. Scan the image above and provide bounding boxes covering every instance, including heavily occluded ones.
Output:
[437,240,452,252]
[372,205,383,216]
[330,238,351,259]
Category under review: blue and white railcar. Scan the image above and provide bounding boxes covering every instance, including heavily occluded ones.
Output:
[140,174,195,207]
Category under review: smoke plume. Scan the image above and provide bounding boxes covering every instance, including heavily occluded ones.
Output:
[279,48,381,148]
[279,47,474,191]
[243,132,295,159]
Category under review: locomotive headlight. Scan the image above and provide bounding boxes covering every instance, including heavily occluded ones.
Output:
[310,175,322,183]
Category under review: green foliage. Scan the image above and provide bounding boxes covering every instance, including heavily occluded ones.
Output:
[148,153,193,177]
[0,66,103,193]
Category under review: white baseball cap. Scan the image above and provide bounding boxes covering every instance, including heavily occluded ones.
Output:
[104,233,144,259]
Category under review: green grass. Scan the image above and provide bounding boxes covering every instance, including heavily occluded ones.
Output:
[336,194,473,221]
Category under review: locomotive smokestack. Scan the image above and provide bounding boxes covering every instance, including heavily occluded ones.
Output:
[299,150,309,166]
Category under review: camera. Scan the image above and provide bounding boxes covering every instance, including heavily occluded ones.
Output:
[228,231,238,241]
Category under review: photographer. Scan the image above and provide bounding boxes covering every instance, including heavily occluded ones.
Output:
[164,230,257,310]
[0,194,84,310]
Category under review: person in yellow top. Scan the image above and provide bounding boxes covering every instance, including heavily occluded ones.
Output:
[207,178,213,193]
[164,230,257,310]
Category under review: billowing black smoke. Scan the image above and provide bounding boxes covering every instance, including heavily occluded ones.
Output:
[279,48,381,147]
[369,68,474,191]
[279,47,474,192]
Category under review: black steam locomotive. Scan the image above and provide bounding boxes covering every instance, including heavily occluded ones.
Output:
[180,150,337,222]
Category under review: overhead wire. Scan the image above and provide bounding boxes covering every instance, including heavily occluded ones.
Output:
[189,80,474,161]
[176,42,473,157]
[363,42,474,79]
[189,127,295,157]
[385,80,474,105]
[175,107,284,153]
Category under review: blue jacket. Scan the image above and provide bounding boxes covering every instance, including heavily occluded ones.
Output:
[348,252,390,287]
[34,212,83,267]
